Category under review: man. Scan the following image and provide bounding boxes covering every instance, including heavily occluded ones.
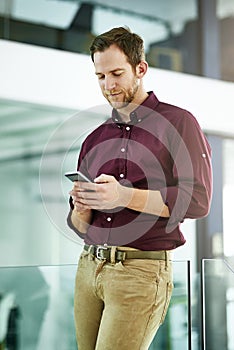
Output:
[67,27,212,350]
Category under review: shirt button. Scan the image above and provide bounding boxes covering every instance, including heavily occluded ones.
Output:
[119,173,124,178]
[106,217,112,222]
[138,118,142,122]
[121,148,125,152]
[126,126,130,131]
[202,153,206,158]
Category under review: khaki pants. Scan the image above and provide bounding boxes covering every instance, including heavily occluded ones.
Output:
[74,250,173,350]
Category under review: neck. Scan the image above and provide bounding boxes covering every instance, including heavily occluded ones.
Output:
[118,90,149,123]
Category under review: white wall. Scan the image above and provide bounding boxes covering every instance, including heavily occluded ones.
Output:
[0,39,102,109]
[1,39,234,134]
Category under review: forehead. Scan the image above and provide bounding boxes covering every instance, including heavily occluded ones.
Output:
[93,45,131,72]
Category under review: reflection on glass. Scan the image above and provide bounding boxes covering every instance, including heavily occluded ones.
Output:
[0,261,190,350]
[0,0,198,75]
[223,139,234,257]
[202,259,234,350]
[1,0,234,80]
[217,0,234,81]
[0,265,77,350]
[150,260,191,350]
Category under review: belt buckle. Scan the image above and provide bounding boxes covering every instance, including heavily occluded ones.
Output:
[96,245,108,260]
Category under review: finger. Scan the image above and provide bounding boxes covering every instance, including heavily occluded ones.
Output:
[69,188,86,198]
[79,190,100,200]
[74,202,90,212]
[74,194,102,208]
[94,174,114,183]
[73,195,92,208]
[70,192,90,208]
[72,181,87,190]
[77,181,97,192]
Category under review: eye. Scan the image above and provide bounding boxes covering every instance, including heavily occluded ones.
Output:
[113,72,122,77]
[97,75,105,80]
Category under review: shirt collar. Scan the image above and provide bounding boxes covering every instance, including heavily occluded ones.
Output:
[111,91,160,125]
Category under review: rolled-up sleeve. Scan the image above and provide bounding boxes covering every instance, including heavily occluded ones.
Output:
[160,111,212,227]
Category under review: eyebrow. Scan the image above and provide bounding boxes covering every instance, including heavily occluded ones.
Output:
[95,68,125,75]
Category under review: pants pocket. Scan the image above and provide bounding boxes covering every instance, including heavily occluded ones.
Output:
[159,281,174,325]
[77,250,89,269]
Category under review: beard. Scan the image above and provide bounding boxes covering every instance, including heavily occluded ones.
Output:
[104,77,139,110]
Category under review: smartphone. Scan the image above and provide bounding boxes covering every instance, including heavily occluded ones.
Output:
[65,171,92,183]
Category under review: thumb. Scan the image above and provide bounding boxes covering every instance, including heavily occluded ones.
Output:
[94,174,115,183]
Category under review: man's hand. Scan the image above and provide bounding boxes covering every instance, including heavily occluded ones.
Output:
[69,173,169,217]
[69,174,130,211]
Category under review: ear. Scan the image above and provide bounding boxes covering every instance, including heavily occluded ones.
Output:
[136,61,148,78]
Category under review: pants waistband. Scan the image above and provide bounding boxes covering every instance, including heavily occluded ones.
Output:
[83,244,171,264]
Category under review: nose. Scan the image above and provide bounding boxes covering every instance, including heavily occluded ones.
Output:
[104,76,116,92]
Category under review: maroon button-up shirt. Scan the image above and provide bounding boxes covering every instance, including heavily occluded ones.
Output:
[68,92,212,251]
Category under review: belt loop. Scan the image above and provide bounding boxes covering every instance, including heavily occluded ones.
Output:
[87,245,93,254]
[87,245,94,261]
[165,251,169,271]
[110,246,117,265]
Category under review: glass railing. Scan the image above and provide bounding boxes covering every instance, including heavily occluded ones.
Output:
[0,265,77,350]
[0,261,191,350]
[150,260,191,350]
[201,258,234,350]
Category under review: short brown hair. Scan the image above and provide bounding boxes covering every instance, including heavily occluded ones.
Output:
[90,27,145,69]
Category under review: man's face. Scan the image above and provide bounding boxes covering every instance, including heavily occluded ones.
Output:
[93,45,139,110]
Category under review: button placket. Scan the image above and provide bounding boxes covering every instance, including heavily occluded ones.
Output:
[119,124,131,180]
[119,134,128,155]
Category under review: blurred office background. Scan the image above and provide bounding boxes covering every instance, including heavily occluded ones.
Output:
[0,0,234,349]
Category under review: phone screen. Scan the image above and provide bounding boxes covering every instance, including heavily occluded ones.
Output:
[65,171,92,183]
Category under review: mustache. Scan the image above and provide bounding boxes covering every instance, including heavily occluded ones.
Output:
[104,90,122,96]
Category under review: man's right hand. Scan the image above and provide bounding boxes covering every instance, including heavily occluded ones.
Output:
[69,181,93,212]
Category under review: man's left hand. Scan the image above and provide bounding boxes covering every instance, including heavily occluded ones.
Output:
[76,174,131,210]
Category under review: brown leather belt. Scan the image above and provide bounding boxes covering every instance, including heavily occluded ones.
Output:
[84,244,170,263]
